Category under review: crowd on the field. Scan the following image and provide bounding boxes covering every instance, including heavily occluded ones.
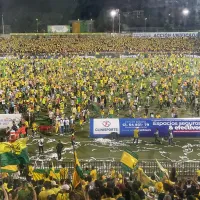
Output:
[0,36,199,55]
[1,54,200,137]
[0,36,200,199]
[0,165,200,200]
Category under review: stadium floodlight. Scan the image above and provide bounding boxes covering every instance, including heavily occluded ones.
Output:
[36,18,38,33]
[110,9,120,33]
[2,14,4,35]
[144,18,147,32]
[182,8,189,16]
[110,10,117,18]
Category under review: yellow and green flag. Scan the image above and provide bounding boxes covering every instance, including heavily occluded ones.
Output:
[156,159,169,179]
[134,167,155,186]
[33,169,46,181]
[0,142,19,166]
[120,149,138,172]
[49,162,60,180]
[72,151,84,188]
[12,138,29,165]
[1,165,18,174]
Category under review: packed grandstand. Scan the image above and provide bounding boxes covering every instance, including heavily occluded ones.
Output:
[0,35,200,200]
[0,36,199,54]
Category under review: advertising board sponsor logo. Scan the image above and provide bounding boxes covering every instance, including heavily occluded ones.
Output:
[102,121,111,127]
[93,119,120,135]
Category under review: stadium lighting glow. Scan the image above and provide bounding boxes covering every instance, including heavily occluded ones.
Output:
[182,8,189,16]
[110,10,117,18]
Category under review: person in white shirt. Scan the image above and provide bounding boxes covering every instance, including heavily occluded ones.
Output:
[12,170,20,189]
[38,136,44,154]
[60,119,64,134]
[168,129,174,145]
[154,128,161,144]
[64,118,69,133]
[49,111,54,124]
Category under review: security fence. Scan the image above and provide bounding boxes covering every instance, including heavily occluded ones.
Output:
[32,160,200,178]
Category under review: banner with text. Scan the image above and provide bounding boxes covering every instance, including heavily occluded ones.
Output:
[91,118,120,136]
[47,25,70,33]
[132,32,198,38]
[0,114,22,129]
[90,118,200,138]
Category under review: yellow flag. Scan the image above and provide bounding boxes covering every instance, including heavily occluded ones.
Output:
[120,150,138,170]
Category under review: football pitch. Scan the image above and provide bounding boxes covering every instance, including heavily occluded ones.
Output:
[27,100,200,163]
[27,124,200,163]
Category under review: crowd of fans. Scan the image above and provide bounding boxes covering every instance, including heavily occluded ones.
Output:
[0,36,199,55]
[1,165,200,200]
[0,54,200,136]
[0,35,200,199]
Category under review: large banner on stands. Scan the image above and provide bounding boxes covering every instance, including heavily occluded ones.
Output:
[47,25,70,33]
[90,118,200,138]
[132,32,198,38]
[0,114,22,129]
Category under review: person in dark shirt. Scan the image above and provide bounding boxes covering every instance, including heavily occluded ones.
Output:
[56,140,64,160]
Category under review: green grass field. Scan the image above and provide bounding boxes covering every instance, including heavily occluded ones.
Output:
[27,120,200,163]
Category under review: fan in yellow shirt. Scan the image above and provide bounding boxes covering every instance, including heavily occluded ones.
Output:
[38,181,55,200]
[90,166,97,181]
[60,164,68,180]
[32,122,38,137]
[56,190,70,200]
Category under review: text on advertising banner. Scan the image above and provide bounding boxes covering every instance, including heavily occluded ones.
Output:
[90,118,200,138]
[0,114,22,129]
[91,118,120,136]
[132,32,198,38]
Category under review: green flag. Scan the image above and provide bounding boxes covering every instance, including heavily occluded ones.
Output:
[120,149,139,172]
[0,142,19,167]
[12,138,30,165]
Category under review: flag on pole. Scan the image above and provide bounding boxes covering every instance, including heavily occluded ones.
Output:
[72,151,84,188]
[49,162,60,180]
[12,138,30,165]
[134,167,155,186]
[120,149,138,172]
[0,142,19,167]
[1,165,18,174]
[156,159,169,179]
[32,169,46,181]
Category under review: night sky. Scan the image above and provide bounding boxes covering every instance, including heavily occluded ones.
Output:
[0,0,197,32]
[0,0,142,20]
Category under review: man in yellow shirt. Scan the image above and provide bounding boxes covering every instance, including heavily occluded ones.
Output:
[51,181,60,195]
[133,128,139,145]
[60,164,68,180]
[56,184,70,200]
[90,166,97,181]
[38,181,55,200]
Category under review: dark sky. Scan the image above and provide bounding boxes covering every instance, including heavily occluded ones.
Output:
[0,0,142,19]
[0,0,197,32]
[0,0,143,31]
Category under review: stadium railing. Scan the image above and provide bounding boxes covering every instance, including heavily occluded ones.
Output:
[32,160,200,178]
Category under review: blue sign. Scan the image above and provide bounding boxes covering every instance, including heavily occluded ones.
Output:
[90,118,200,138]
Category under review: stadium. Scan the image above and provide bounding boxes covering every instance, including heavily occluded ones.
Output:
[1,1,200,199]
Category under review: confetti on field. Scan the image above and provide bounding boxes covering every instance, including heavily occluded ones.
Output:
[94,138,129,147]
[27,136,200,162]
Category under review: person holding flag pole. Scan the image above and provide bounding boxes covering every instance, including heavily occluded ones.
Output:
[71,138,85,191]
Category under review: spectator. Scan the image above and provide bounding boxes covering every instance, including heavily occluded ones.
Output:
[38,181,55,200]
[56,140,64,160]
[38,135,44,154]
